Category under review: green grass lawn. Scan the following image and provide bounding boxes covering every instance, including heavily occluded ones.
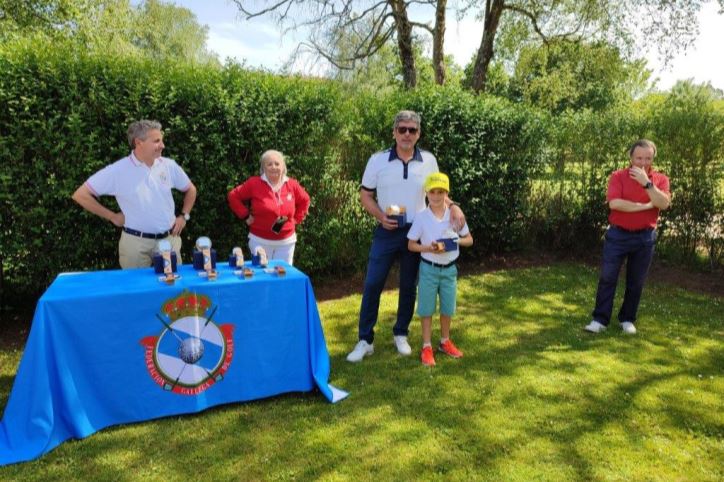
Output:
[1,263,722,481]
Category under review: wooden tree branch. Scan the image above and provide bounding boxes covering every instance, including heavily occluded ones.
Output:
[504,4,550,44]
[231,0,296,20]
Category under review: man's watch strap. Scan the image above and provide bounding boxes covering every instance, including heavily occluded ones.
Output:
[181,212,190,221]
[644,181,653,190]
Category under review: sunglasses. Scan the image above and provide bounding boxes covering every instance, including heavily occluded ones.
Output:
[396,126,419,135]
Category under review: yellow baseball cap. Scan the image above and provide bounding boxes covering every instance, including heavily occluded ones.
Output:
[425,172,450,192]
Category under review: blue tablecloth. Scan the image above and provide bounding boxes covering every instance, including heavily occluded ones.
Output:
[0,261,347,466]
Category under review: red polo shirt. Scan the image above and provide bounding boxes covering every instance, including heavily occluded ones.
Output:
[606,168,670,230]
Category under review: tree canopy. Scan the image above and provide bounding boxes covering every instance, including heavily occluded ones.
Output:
[506,40,650,113]
[0,0,216,64]
[232,0,720,93]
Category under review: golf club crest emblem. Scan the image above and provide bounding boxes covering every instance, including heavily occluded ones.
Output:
[140,290,234,395]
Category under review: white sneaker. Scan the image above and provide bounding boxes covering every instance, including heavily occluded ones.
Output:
[584,320,607,333]
[621,322,637,335]
[393,336,412,356]
[346,340,374,362]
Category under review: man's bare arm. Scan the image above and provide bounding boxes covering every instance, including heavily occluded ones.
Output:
[360,189,397,230]
[72,184,124,227]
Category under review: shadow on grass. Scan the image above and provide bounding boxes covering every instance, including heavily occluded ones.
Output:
[313,263,723,478]
[1,263,721,479]
[0,375,14,417]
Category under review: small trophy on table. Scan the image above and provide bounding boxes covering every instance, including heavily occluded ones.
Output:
[230,246,244,267]
[157,239,176,284]
[230,246,253,278]
[195,236,217,280]
[252,246,268,267]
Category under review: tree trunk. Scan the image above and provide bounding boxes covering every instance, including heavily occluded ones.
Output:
[389,0,416,89]
[471,0,505,93]
[432,0,447,85]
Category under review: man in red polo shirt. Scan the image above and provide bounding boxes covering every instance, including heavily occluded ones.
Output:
[585,139,671,335]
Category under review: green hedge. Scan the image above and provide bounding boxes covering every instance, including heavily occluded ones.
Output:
[2,44,721,301]
[0,46,367,298]
[526,88,724,266]
[342,88,548,255]
[0,47,544,298]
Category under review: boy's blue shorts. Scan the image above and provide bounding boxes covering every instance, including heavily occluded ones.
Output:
[416,261,457,317]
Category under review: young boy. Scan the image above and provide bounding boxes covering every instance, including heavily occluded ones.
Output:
[407,172,473,366]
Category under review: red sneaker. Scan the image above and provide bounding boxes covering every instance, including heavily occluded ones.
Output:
[438,339,463,358]
[421,346,436,366]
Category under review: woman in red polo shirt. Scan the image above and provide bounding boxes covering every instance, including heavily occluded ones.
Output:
[227,150,310,265]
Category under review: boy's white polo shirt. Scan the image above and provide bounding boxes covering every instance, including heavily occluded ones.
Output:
[408,207,470,265]
[85,152,191,234]
[361,146,439,224]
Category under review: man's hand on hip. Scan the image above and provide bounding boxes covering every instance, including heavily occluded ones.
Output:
[110,212,125,227]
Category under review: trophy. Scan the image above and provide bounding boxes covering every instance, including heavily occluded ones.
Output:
[436,228,459,252]
[230,246,244,268]
[252,246,268,267]
[229,247,253,278]
[157,239,176,284]
[195,236,217,280]
[386,204,407,226]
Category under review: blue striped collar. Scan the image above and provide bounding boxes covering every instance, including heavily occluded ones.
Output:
[388,145,423,162]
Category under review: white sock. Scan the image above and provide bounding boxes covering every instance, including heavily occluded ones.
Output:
[422,342,432,348]
[440,337,449,344]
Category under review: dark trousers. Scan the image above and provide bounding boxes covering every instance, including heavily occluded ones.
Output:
[358,225,420,343]
[592,226,656,326]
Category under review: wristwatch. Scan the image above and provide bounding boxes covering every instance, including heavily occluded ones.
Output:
[643,181,653,190]
[182,212,190,221]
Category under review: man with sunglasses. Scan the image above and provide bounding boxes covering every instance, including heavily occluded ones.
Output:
[347,110,464,362]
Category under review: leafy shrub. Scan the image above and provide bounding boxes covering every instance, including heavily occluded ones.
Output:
[522,90,723,268]
[1,44,720,301]
[0,45,361,298]
[648,82,724,266]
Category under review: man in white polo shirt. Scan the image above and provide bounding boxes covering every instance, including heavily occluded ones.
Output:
[72,120,197,268]
[347,110,464,363]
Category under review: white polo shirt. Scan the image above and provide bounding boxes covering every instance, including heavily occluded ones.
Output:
[360,146,439,224]
[86,152,191,233]
[408,207,470,265]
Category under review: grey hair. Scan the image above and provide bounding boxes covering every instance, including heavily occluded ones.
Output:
[628,139,657,157]
[259,149,287,177]
[393,110,421,129]
[127,120,162,148]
